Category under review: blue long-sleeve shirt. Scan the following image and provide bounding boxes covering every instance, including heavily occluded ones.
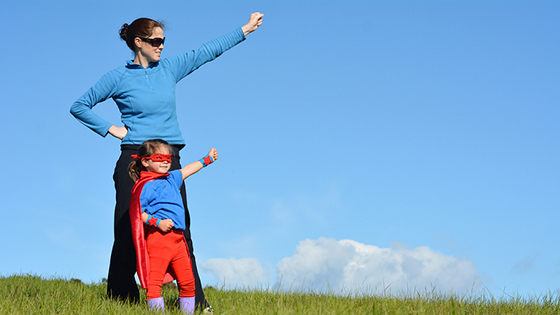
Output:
[71,28,245,145]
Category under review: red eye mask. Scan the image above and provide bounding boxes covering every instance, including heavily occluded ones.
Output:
[131,153,172,163]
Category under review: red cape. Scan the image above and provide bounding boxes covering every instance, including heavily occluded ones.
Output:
[130,171,175,289]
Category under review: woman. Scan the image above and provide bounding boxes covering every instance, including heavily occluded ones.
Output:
[70,12,263,311]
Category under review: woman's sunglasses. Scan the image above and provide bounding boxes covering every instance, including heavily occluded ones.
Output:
[139,37,165,47]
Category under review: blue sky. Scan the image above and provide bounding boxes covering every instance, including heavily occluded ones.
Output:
[1,0,558,298]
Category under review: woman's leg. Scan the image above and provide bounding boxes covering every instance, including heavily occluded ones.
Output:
[107,145,140,301]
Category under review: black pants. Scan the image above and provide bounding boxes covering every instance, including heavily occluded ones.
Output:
[107,144,208,309]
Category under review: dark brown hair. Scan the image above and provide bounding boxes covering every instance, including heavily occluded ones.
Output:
[119,18,165,51]
[128,139,173,182]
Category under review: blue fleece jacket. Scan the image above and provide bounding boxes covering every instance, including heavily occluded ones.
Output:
[70,28,245,145]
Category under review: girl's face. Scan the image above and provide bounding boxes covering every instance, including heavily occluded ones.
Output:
[135,27,164,65]
[141,146,171,174]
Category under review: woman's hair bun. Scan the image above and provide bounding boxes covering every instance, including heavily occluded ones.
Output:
[119,23,129,41]
[119,18,164,51]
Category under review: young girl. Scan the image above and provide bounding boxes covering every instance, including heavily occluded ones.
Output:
[128,139,218,313]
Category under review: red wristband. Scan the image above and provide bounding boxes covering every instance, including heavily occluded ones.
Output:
[199,155,214,167]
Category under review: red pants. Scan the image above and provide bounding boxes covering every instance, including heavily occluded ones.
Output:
[146,229,195,299]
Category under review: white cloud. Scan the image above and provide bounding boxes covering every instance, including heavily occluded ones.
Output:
[202,238,483,295]
[276,238,482,295]
[201,258,271,288]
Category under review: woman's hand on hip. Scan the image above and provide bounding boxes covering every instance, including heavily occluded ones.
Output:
[242,12,264,35]
[108,125,128,140]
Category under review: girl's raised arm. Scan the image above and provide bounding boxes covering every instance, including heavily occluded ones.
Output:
[180,148,218,180]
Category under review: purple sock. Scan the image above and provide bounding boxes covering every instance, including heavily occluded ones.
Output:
[179,296,195,314]
[147,297,165,311]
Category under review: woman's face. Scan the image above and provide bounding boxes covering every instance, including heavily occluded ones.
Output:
[136,27,164,64]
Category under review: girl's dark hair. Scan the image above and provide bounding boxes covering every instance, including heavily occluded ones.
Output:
[119,18,165,51]
[128,139,173,182]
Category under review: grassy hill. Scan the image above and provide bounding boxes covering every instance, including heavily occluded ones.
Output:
[1,274,559,314]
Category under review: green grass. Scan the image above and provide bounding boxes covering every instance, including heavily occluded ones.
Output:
[1,274,559,314]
